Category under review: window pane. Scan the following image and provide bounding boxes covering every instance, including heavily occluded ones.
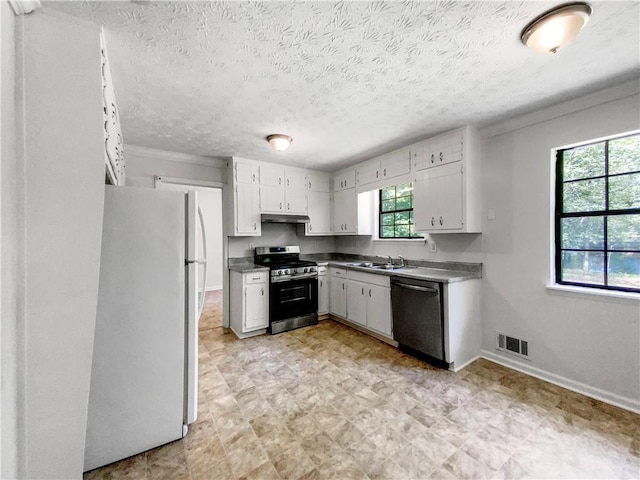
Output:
[609,136,640,175]
[381,226,395,238]
[561,251,604,285]
[561,216,604,249]
[396,225,410,237]
[381,213,394,226]
[381,199,395,212]
[563,178,605,212]
[381,187,396,200]
[395,211,410,224]
[609,173,640,210]
[608,252,640,289]
[563,142,605,180]
[396,195,412,210]
[396,183,412,196]
[607,214,640,251]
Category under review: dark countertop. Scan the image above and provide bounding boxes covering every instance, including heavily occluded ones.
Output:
[228,263,269,273]
[321,260,481,284]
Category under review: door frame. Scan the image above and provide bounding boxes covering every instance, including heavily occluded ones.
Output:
[154,175,230,328]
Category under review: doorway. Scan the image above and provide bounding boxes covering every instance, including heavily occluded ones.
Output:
[155,177,225,331]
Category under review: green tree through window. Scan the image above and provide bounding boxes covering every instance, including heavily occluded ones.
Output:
[555,133,640,292]
[379,183,422,238]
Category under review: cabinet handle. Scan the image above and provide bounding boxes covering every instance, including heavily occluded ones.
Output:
[439,216,443,225]
[287,203,290,210]
[361,287,364,295]
[431,154,435,164]
[439,152,443,162]
[309,181,312,189]
[287,178,290,186]
[279,202,282,210]
[254,222,257,230]
[251,276,260,280]
[342,283,345,290]
[383,168,386,176]
[320,280,323,287]
[369,289,372,297]
[376,170,379,178]
[261,287,264,296]
[252,173,256,182]
[309,225,312,231]
[278,177,281,185]
[431,217,435,226]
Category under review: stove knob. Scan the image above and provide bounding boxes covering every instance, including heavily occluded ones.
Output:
[303,267,308,273]
[310,267,316,272]
[286,269,291,275]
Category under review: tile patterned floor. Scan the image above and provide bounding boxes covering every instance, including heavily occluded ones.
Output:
[85,296,639,480]
[200,290,223,331]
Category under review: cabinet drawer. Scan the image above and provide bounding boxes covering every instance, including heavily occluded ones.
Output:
[348,270,390,287]
[245,271,268,284]
[329,267,347,277]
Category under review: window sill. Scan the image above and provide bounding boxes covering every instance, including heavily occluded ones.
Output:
[546,284,640,305]
[373,238,426,244]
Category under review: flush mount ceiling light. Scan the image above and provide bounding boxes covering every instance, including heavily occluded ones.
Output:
[521,2,592,53]
[266,134,293,152]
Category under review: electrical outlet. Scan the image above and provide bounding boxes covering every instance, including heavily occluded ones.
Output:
[428,241,437,253]
[249,242,255,250]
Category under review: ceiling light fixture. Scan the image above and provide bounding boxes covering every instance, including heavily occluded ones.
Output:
[266,134,293,152]
[521,2,592,54]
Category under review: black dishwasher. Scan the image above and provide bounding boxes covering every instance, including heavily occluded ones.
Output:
[391,277,448,369]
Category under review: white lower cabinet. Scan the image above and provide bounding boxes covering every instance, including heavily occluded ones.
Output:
[318,268,329,315]
[329,268,347,317]
[230,270,269,338]
[346,271,392,338]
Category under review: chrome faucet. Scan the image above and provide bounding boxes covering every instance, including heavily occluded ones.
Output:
[387,255,393,265]
[398,255,405,267]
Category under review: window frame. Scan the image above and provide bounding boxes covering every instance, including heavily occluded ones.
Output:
[554,132,640,294]
[377,183,422,240]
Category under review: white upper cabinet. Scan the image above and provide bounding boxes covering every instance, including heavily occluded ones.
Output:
[235,161,259,184]
[333,189,373,235]
[306,191,332,235]
[285,169,307,190]
[381,149,411,180]
[333,168,356,191]
[234,182,261,235]
[260,164,284,187]
[355,147,413,192]
[307,172,331,192]
[260,186,285,213]
[356,160,381,187]
[413,126,481,233]
[285,189,307,214]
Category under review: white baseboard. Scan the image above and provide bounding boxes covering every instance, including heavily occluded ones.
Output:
[481,350,640,414]
[205,285,222,292]
[451,355,481,373]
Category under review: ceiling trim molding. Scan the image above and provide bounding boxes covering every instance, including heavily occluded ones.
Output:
[8,0,41,15]
[480,78,640,139]
[125,144,228,169]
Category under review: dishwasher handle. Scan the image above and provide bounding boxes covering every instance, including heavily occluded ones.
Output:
[391,281,439,295]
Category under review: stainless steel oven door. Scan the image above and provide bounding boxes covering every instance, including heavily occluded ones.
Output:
[269,277,318,325]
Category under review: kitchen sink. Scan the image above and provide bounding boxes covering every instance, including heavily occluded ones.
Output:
[348,262,404,270]
[370,264,404,270]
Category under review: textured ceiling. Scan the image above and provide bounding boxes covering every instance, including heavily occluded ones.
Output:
[45,1,640,170]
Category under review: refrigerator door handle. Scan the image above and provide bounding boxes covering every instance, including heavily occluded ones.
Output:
[197,205,208,318]
[186,259,207,265]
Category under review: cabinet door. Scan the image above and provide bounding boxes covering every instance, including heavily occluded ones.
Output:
[333,188,357,233]
[366,285,392,336]
[285,169,307,190]
[436,168,463,230]
[244,283,268,331]
[236,162,259,184]
[413,178,435,232]
[306,191,332,235]
[260,165,285,187]
[357,160,381,187]
[318,276,329,314]
[424,131,463,169]
[260,186,285,213]
[347,280,367,326]
[236,183,261,235]
[307,172,331,192]
[381,150,411,179]
[285,188,307,214]
[329,278,347,317]
[334,169,356,191]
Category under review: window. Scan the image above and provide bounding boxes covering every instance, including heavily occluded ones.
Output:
[555,132,640,293]
[379,183,422,239]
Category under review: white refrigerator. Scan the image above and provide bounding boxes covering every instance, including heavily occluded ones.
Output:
[84,185,206,472]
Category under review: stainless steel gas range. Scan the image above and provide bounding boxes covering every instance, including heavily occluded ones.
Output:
[254,246,319,334]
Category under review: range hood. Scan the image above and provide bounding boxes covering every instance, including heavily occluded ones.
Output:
[261,213,310,224]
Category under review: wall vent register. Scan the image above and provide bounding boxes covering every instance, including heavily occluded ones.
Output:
[496,333,529,358]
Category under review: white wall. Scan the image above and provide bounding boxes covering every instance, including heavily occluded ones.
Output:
[1,3,21,477]
[19,9,106,478]
[228,223,336,258]
[480,91,640,409]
